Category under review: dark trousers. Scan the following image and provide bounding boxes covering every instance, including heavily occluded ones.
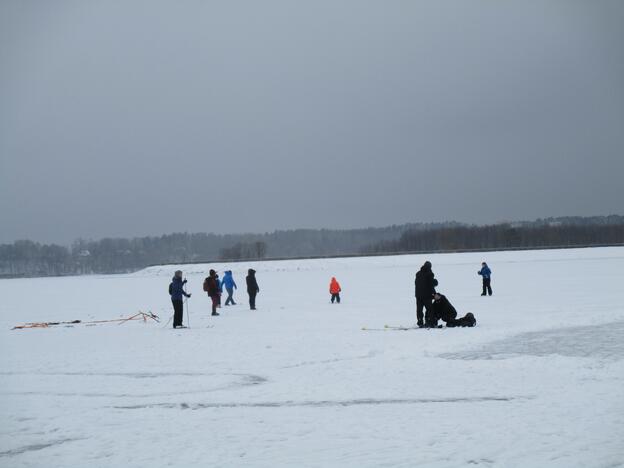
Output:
[446,313,476,327]
[249,292,257,309]
[331,293,341,303]
[482,278,492,296]
[210,295,219,314]
[416,297,435,326]
[172,299,184,327]
[225,287,236,305]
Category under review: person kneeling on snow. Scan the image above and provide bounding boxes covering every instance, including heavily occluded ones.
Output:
[432,292,476,327]
[329,277,342,303]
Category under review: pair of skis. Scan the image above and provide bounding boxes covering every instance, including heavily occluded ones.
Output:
[361,324,444,331]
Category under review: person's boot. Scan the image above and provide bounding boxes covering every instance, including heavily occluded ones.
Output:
[417,321,425,328]
[465,313,476,327]
[212,312,220,316]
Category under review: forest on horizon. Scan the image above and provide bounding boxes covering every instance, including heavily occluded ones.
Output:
[1,215,623,278]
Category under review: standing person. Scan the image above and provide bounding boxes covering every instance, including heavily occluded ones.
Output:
[329,277,342,303]
[246,269,260,310]
[222,270,237,306]
[415,261,438,328]
[203,269,221,316]
[169,270,191,328]
[216,273,223,307]
[478,262,493,296]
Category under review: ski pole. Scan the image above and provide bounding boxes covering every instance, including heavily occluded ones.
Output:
[186,296,191,328]
[184,281,191,328]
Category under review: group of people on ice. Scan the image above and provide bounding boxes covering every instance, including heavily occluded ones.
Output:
[414,260,491,328]
[168,268,259,328]
[168,260,491,329]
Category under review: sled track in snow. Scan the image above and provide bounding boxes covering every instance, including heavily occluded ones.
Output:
[114,395,527,410]
[0,438,82,458]
[280,349,381,369]
[440,321,624,361]
[0,371,268,398]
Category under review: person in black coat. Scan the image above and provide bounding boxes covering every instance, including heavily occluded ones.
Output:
[415,261,438,327]
[246,269,260,310]
[432,292,476,327]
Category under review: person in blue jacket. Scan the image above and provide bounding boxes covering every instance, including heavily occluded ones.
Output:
[222,270,237,306]
[478,262,492,296]
[169,270,191,328]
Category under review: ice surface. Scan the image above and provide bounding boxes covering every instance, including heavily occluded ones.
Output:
[1,247,623,467]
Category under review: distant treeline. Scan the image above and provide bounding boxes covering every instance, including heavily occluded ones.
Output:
[0,223,428,277]
[361,216,624,254]
[1,216,622,278]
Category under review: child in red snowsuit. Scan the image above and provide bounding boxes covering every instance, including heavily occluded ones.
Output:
[329,277,341,304]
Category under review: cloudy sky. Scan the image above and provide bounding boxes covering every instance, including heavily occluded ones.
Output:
[1,1,623,244]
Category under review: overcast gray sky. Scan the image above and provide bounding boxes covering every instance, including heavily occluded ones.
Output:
[1,1,623,244]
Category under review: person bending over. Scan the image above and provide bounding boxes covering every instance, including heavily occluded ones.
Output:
[432,292,476,327]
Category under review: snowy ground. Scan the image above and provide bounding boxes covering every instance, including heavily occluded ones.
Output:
[1,247,623,467]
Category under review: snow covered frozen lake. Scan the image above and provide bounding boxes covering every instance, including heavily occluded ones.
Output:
[1,247,623,467]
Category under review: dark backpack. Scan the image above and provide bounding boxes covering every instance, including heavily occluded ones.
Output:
[168,282,173,295]
[460,313,476,327]
[203,278,210,292]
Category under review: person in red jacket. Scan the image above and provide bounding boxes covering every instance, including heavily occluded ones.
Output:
[203,269,221,316]
[329,277,342,304]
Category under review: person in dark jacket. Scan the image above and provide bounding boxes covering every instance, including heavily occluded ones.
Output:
[204,269,221,316]
[415,261,438,327]
[246,269,260,310]
[478,262,492,296]
[222,270,237,306]
[216,273,223,307]
[169,270,191,328]
[433,292,476,327]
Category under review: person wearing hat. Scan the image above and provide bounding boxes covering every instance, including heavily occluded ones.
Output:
[478,262,492,296]
[432,292,476,327]
[222,270,238,306]
[203,269,221,316]
[246,269,260,310]
[415,261,438,328]
[169,270,191,328]
[329,277,342,303]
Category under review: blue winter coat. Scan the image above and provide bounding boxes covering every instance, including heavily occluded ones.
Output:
[478,264,492,279]
[169,276,189,301]
[222,271,237,290]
